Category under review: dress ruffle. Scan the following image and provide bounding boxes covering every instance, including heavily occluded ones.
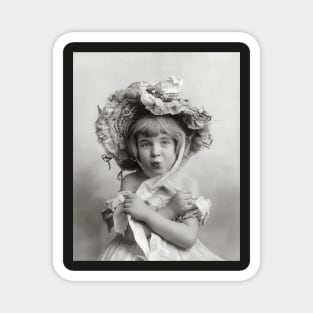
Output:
[99,234,222,261]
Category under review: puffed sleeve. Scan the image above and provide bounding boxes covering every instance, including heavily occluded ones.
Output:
[175,196,211,226]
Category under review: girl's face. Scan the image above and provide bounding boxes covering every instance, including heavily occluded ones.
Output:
[137,133,176,177]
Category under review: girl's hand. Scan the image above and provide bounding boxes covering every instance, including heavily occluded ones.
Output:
[122,193,151,222]
[167,191,194,216]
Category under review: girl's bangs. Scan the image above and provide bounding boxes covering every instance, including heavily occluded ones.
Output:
[135,117,174,138]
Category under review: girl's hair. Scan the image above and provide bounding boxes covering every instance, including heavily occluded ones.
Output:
[126,113,186,162]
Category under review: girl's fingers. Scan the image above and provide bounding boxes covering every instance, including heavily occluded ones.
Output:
[115,203,126,215]
[124,198,133,203]
[122,206,133,215]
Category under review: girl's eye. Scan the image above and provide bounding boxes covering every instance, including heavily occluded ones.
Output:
[140,142,149,148]
[161,141,170,146]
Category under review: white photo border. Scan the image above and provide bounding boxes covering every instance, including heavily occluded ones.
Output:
[53,32,260,281]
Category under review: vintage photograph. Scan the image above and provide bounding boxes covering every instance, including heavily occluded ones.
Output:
[73,51,240,262]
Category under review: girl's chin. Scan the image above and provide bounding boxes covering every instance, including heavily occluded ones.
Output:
[143,167,168,177]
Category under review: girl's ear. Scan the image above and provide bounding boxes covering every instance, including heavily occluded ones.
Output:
[128,139,139,162]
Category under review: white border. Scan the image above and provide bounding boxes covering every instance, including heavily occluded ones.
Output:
[53,32,260,281]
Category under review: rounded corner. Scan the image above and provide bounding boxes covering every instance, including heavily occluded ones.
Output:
[236,32,261,54]
[52,32,78,55]
[52,259,76,282]
[237,258,261,282]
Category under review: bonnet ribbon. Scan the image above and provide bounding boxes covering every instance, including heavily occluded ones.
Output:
[127,141,185,258]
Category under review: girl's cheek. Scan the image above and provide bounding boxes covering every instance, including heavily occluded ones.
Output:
[139,150,149,161]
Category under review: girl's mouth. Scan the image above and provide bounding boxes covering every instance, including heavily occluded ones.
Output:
[151,161,162,169]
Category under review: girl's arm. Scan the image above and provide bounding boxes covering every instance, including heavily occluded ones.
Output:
[123,189,200,249]
[144,176,201,248]
[158,176,201,220]
[120,173,151,240]
[123,192,199,249]
[120,172,200,248]
[143,210,199,249]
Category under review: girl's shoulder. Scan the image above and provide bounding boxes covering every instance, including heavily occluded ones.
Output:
[174,172,200,196]
[120,171,146,192]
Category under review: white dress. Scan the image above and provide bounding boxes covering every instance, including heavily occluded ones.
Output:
[99,179,222,261]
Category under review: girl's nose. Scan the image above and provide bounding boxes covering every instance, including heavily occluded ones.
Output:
[151,143,161,157]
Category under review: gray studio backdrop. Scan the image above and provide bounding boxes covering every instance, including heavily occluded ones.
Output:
[73,52,240,260]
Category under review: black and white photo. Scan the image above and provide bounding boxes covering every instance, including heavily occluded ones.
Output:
[53,32,260,280]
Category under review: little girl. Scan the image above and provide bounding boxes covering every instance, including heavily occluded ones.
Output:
[95,77,222,260]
